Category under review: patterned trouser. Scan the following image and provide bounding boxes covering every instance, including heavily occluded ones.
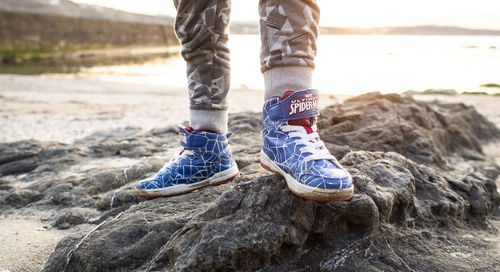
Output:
[173,0,319,111]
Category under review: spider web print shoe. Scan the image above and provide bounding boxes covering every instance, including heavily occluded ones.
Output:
[260,89,354,201]
[135,126,239,198]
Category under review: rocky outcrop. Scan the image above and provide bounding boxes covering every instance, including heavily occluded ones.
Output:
[0,93,499,271]
[318,93,500,169]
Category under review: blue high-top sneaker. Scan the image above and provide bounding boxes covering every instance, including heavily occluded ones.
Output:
[260,89,354,201]
[135,126,239,198]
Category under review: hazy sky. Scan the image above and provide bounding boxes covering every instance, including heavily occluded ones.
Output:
[71,0,500,29]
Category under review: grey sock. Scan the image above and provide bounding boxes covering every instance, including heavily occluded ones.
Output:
[189,109,228,134]
[264,66,314,100]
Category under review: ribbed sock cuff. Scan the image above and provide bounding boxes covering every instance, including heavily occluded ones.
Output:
[189,109,228,134]
[264,66,314,100]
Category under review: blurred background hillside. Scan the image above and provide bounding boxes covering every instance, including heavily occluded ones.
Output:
[0,0,177,62]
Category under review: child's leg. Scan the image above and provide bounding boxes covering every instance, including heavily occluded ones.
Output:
[259,0,320,99]
[135,0,238,199]
[174,0,232,133]
[258,0,354,201]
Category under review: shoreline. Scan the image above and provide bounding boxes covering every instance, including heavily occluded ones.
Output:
[0,46,180,64]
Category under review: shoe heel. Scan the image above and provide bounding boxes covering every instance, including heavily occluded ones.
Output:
[212,171,240,186]
[260,162,278,174]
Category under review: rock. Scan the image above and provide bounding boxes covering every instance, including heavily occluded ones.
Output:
[42,149,499,271]
[75,127,164,158]
[53,207,100,229]
[0,157,39,176]
[318,92,500,168]
[404,89,459,96]
[0,93,498,271]
[0,141,42,176]
[0,141,86,177]
[228,112,262,134]
[422,89,459,95]
[56,222,71,230]
[0,141,42,164]
[96,187,142,211]
[1,189,42,208]
[0,178,13,191]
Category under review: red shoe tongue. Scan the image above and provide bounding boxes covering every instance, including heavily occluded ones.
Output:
[281,91,315,134]
[288,118,314,134]
[185,126,217,133]
[282,90,295,99]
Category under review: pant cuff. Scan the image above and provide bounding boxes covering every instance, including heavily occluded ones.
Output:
[190,109,228,134]
[264,66,314,100]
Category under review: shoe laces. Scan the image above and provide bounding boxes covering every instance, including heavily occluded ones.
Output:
[280,125,335,163]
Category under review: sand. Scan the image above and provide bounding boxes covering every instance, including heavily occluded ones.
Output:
[0,74,341,144]
[0,74,499,271]
[0,215,94,272]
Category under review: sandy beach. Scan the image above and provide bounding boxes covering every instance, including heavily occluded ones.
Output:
[2,74,499,143]
[0,74,342,144]
[0,74,499,271]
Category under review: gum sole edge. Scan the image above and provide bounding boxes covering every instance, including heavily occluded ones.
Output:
[135,171,239,199]
[260,157,354,202]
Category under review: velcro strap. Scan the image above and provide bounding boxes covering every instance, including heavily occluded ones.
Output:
[268,89,320,121]
[178,126,206,148]
[178,126,230,149]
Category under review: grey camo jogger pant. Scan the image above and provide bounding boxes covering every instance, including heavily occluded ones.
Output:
[173,0,319,131]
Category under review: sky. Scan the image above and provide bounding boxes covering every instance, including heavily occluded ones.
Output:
[71,0,500,29]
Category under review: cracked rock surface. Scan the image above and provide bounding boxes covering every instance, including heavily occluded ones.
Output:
[1,93,499,271]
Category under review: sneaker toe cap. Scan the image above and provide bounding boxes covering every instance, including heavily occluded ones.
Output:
[135,180,150,190]
[301,168,352,189]
[136,178,163,190]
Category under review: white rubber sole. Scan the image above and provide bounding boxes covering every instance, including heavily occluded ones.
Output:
[135,164,239,198]
[260,150,354,201]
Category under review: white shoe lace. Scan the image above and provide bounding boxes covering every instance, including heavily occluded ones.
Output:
[280,125,335,163]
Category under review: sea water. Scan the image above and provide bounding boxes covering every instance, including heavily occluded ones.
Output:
[232,34,500,94]
[6,34,500,95]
